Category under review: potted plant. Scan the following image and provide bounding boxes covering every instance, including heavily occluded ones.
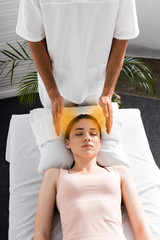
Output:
[0,41,156,107]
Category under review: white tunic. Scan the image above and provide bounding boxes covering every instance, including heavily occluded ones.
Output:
[16,0,139,105]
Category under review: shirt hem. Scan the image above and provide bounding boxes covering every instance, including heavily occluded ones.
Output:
[113,30,140,40]
[16,28,45,42]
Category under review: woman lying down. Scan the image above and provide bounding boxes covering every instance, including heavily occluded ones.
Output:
[33,114,153,240]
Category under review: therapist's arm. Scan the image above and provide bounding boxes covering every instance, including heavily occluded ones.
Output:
[99,38,128,134]
[27,39,65,136]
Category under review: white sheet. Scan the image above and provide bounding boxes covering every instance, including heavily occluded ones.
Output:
[6,109,160,240]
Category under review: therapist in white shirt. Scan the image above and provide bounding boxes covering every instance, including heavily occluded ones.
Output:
[16,0,139,136]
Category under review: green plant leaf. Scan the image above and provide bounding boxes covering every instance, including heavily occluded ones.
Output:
[10,61,20,86]
[17,41,30,60]
[16,71,38,107]
[119,56,156,97]
[0,61,9,75]
[22,40,28,48]
[7,42,27,60]
[112,92,122,108]
[4,66,14,79]
[0,50,17,60]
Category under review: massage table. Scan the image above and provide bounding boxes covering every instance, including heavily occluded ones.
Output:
[5,108,160,240]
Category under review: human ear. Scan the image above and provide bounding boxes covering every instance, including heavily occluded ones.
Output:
[65,139,71,149]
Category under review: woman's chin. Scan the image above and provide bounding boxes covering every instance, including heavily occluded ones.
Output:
[73,151,98,160]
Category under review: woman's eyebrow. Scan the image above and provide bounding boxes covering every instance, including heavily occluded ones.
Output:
[74,128,98,131]
[74,128,83,131]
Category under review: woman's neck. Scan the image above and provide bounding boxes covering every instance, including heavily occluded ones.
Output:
[70,160,104,174]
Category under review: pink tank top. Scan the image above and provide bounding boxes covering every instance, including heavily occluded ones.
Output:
[56,166,126,240]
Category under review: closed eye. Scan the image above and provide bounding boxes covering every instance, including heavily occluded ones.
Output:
[75,133,98,136]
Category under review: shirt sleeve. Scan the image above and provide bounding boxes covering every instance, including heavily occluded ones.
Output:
[16,0,45,42]
[113,0,140,40]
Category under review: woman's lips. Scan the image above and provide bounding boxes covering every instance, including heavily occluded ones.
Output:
[82,144,93,148]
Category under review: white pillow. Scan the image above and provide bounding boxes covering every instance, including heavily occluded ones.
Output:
[29,102,129,173]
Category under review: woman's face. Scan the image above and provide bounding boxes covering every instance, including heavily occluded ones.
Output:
[65,118,102,159]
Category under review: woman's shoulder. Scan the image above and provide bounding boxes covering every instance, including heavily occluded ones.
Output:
[44,167,61,181]
[112,165,128,171]
[112,165,131,180]
[44,168,62,193]
[45,167,61,174]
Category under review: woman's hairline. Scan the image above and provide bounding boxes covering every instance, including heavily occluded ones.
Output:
[65,114,102,140]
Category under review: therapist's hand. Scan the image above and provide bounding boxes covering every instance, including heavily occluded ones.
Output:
[50,91,65,136]
[99,95,113,135]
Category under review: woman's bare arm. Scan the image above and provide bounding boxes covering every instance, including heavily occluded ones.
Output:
[115,165,154,240]
[34,168,59,240]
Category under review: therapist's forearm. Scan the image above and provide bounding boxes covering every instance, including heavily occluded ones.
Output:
[102,38,128,98]
[27,38,59,101]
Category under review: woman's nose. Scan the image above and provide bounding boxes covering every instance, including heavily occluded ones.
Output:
[84,138,90,142]
[84,133,90,142]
